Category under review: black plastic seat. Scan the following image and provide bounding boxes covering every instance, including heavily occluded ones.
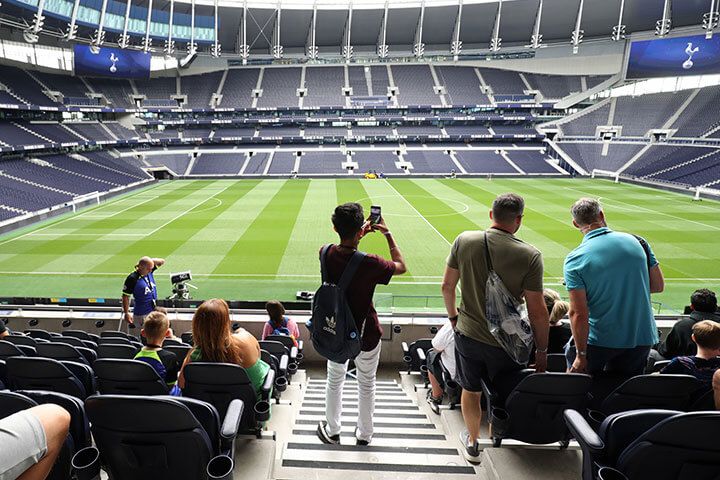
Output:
[49,335,86,349]
[0,340,27,360]
[547,353,568,372]
[75,395,243,480]
[181,332,193,345]
[482,371,593,447]
[97,344,139,360]
[401,338,433,374]
[25,328,54,340]
[265,334,303,360]
[0,359,6,389]
[4,334,40,348]
[566,408,720,480]
[17,389,92,452]
[261,350,289,401]
[183,362,274,436]
[6,357,94,399]
[162,338,185,346]
[98,336,133,346]
[37,342,95,366]
[100,331,133,339]
[165,344,192,364]
[598,374,699,416]
[259,340,298,378]
[62,330,93,341]
[94,359,170,395]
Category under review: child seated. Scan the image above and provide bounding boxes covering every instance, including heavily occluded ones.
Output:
[134,311,180,388]
[661,320,720,396]
[262,300,300,346]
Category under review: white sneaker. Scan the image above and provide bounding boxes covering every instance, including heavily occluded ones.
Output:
[459,431,481,464]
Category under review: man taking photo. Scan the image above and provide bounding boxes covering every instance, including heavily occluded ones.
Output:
[122,256,165,336]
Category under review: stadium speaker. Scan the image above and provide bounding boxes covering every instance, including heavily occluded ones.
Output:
[62,319,72,328]
[231,322,240,331]
[179,51,198,68]
[392,325,402,334]
[95,320,105,328]
[28,319,39,327]
[429,326,438,335]
[1,318,8,324]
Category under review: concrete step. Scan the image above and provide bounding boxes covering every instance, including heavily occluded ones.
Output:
[482,447,582,480]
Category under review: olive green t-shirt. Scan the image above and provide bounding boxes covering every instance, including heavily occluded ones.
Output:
[447,227,544,346]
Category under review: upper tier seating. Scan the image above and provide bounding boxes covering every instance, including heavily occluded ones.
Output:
[304,67,345,108]
[219,69,259,108]
[613,91,692,137]
[670,86,720,138]
[191,152,244,175]
[434,66,490,105]
[560,104,611,137]
[257,68,301,109]
[84,78,136,109]
[481,69,527,95]
[558,142,647,173]
[525,74,583,99]
[391,65,442,106]
[347,66,369,97]
[0,65,57,105]
[182,71,224,109]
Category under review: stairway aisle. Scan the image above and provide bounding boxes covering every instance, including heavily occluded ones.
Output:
[273,377,481,479]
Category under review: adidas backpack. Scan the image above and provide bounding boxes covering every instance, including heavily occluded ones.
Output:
[308,244,366,364]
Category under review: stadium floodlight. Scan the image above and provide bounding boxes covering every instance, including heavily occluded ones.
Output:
[703,0,719,39]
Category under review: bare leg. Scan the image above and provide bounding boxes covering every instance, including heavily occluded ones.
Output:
[17,404,71,480]
[461,390,482,443]
[428,372,443,399]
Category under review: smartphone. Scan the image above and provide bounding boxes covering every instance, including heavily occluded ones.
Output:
[369,205,382,225]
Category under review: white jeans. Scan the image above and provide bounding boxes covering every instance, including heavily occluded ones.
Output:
[325,341,382,442]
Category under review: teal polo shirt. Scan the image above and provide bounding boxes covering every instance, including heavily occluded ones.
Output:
[563,227,659,349]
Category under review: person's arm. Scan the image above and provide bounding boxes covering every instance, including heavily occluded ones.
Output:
[568,289,590,373]
[261,323,271,340]
[370,218,407,275]
[441,266,460,323]
[525,289,549,373]
[121,294,133,325]
[713,369,720,410]
[152,258,166,268]
[649,264,664,294]
[177,353,192,389]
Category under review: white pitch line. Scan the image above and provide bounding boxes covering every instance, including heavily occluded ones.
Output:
[29,233,146,237]
[382,179,451,246]
[563,186,720,232]
[81,195,160,219]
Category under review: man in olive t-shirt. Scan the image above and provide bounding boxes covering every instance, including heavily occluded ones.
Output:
[441,193,549,464]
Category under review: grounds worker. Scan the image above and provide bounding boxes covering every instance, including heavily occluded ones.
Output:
[122,256,165,336]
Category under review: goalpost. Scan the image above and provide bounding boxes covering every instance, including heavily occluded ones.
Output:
[693,186,720,201]
[70,191,101,212]
[591,169,620,183]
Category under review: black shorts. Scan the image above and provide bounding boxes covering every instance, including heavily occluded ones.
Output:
[426,349,446,389]
[454,331,523,393]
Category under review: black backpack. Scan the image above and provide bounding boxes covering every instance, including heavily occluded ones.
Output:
[308,244,366,363]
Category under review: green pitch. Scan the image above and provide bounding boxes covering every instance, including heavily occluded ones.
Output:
[0,178,718,314]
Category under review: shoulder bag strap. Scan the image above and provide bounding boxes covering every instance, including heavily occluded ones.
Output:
[632,234,652,270]
[483,230,494,273]
[337,251,366,291]
[319,244,332,283]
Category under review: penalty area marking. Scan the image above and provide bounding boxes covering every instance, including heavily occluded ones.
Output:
[352,194,470,218]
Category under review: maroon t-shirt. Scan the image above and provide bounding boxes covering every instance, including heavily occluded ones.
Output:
[322,245,396,351]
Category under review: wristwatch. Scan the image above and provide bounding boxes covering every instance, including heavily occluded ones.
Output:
[449,315,458,322]
[577,350,587,357]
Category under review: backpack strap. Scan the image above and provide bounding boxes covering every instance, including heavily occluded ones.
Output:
[632,234,652,270]
[319,244,332,283]
[483,231,494,272]
[337,251,366,291]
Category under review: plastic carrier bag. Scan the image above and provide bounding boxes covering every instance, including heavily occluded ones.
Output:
[483,232,534,365]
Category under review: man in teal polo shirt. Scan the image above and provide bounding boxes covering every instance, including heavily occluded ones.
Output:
[564,198,665,375]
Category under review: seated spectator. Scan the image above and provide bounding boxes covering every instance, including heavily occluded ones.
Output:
[262,300,300,345]
[544,289,572,354]
[178,298,270,399]
[0,320,8,338]
[655,289,720,360]
[134,310,180,388]
[426,319,457,415]
[0,404,70,480]
[660,320,720,398]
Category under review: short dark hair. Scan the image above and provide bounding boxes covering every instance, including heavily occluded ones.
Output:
[692,320,720,349]
[691,288,718,313]
[492,193,525,223]
[332,202,364,239]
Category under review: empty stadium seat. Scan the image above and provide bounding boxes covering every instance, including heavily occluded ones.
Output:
[164,344,192,365]
[565,408,720,480]
[37,342,96,365]
[402,339,432,383]
[76,395,243,480]
[97,344,139,360]
[596,374,699,417]
[0,340,28,360]
[100,331,133,339]
[547,353,568,372]
[94,359,170,395]
[62,330,94,341]
[265,334,303,360]
[6,357,94,399]
[259,340,298,379]
[482,371,593,447]
[0,359,6,388]
[260,349,288,401]
[182,362,274,437]
[4,334,42,347]
[24,328,55,340]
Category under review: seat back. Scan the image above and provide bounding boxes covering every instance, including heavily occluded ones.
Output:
[97,344,139,360]
[183,362,259,432]
[0,390,37,416]
[25,329,53,340]
[617,412,720,480]
[407,339,433,371]
[601,374,699,415]
[49,336,86,348]
[162,338,184,346]
[0,359,6,389]
[37,343,90,366]
[94,359,169,395]
[4,334,39,347]
[62,330,93,341]
[100,331,133,339]
[0,340,26,360]
[181,332,193,346]
[6,357,87,399]
[502,373,593,444]
[598,409,681,464]
[265,334,295,350]
[258,340,289,361]
[85,395,216,480]
[18,390,92,450]
[546,353,567,372]
[98,337,133,346]
[165,344,192,365]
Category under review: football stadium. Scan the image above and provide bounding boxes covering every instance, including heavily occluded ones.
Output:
[0,0,719,478]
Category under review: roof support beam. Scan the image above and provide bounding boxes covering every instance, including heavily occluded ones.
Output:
[188,0,197,55]
[65,0,81,39]
[529,0,543,49]
[571,0,585,54]
[306,3,318,59]
[489,0,502,52]
[377,0,389,59]
[612,0,626,41]
[343,2,354,62]
[118,0,132,48]
[655,0,672,36]
[239,0,249,63]
[272,2,282,58]
[413,0,426,58]
[142,0,153,52]
[91,0,108,51]
[164,0,175,54]
[211,0,221,57]
[451,0,463,60]
[704,0,719,38]
[25,0,46,42]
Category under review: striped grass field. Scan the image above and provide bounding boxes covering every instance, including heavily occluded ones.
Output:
[0,178,718,314]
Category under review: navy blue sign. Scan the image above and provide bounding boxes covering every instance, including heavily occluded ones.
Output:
[626,34,720,79]
[73,45,151,79]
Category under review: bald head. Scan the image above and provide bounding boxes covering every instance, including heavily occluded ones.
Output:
[136,256,155,275]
